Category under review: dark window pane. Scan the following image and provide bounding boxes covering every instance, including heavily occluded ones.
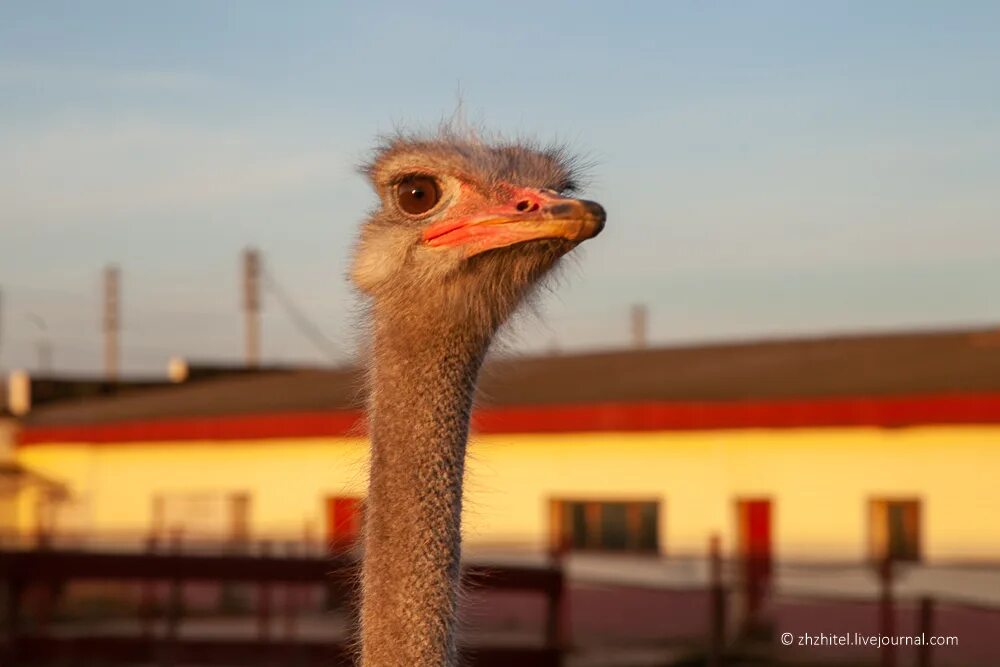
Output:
[637,502,659,552]
[555,499,662,554]
[887,502,919,561]
[600,503,628,550]
[569,502,588,550]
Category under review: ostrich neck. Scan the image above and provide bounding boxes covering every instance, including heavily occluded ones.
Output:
[359,308,492,667]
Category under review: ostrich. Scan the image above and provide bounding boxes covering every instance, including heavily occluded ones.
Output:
[351,129,605,667]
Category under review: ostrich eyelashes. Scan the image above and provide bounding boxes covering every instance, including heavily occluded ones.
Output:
[395,175,441,216]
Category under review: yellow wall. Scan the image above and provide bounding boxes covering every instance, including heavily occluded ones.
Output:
[0,418,19,532]
[16,439,369,541]
[14,425,1000,560]
[0,418,17,461]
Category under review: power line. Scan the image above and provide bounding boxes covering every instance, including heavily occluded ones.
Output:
[261,267,344,363]
[3,333,187,356]
[0,283,233,321]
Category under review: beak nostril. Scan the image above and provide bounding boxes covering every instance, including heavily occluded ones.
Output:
[515,200,533,212]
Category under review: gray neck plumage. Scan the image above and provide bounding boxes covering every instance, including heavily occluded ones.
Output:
[359,308,492,667]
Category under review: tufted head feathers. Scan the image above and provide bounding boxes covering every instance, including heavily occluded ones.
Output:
[351,129,605,336]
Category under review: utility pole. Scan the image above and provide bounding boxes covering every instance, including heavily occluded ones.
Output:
[104,265,120,381]
[25,313,52,375]
[631,303,648,350]
[243,248,261,368]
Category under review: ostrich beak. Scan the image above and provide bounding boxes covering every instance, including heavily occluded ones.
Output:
[422,189,606,257]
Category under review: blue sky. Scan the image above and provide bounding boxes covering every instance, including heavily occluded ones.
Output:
[1,1,999,375]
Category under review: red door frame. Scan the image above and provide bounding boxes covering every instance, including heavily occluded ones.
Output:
[735,497,773,629]
[325,496,363,553]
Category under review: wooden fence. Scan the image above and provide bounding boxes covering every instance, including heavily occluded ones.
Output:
[2,537,997,666]
[0,543,565,666]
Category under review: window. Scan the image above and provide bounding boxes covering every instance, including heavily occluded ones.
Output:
[229,493,251,547]
[550,499,660,553]
[869,498,921,562]
[151,491,252,545]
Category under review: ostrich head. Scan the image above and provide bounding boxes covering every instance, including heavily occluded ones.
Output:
[351,131,605,336]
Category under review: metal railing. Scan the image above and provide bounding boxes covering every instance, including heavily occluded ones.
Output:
[2,532,999,666]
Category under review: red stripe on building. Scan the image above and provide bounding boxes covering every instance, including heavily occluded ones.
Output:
[17,412,365,445]
[472,394,1000,433]
[16,394,1000,446]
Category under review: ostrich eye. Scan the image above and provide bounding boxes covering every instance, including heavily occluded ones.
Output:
[395,176,441,216]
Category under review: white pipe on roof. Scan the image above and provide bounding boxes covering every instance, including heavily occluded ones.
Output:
[7,370,30,416]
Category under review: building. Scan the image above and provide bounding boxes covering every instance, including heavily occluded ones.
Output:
[9,327,1000,565]
[0,364,291,541]
[1,376,69,539]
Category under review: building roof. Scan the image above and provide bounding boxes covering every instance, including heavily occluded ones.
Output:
[24,367,360,427]
[1,363,304,420]
[19,326,1000,433]
[25,376,175,408]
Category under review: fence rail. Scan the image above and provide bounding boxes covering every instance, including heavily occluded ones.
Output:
[0,544,566,667]
[3,538,1000,666]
